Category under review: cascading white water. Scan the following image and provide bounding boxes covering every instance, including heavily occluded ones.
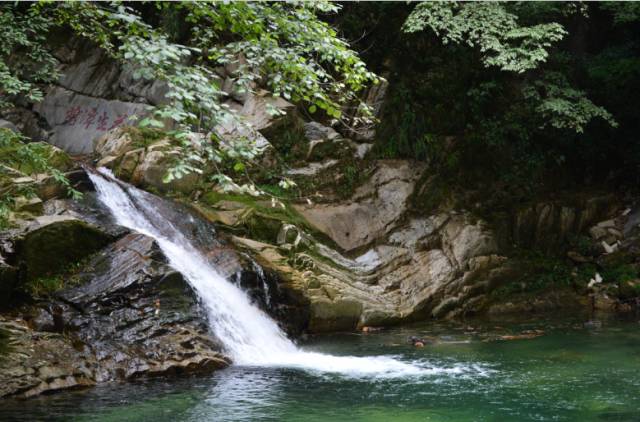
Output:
[88,168,455,378]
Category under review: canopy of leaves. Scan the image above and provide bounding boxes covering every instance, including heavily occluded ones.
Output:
[402,2,614,136]
[0,1,379,188]
[0,4,58,107]
[334,2,638,208]
[404,2,567,74]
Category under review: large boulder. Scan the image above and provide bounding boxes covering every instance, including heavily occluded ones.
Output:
[0,214,113,308]
[15,215,113,281]
[294,160,425,252]
[57,233,230,383]
[35,86,149,154]
[0,232,231,399]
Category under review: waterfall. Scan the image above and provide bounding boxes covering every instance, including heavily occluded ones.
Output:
[88,168,432,377]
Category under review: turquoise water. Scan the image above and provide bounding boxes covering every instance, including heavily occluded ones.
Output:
[2,316,640,421]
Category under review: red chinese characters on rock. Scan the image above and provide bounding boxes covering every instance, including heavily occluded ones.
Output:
[108,113,130,130]
[63,107,83,125]
[63,106,135,132]
[96,111,109,131]
[83,107,97,130]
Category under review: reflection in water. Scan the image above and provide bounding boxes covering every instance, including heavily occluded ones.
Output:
[190,367,284,422]
[1,318,640,421]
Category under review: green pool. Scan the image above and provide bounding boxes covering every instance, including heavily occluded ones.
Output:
[3,315,639,421]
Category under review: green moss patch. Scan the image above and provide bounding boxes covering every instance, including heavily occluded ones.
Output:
[19,219,112,282]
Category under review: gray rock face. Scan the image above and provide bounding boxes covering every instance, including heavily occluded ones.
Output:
[304,121,340,142]
[5,39,173,154]
[234,207,510,331]
[35,86,148,154]
[57,47,121,99]
[511,194,619,251]
[294,160,425,252]
[0,317,96,398]
[231,167,511,331]
[0,232,231,399]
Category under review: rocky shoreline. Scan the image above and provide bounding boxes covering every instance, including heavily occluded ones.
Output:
[1,37,639,400]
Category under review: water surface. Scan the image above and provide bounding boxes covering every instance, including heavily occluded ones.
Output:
[3,316,639,421]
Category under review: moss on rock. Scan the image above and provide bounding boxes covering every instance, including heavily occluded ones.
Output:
[18,218,113,282]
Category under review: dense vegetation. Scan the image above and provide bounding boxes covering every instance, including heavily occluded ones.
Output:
[0,1,378,225]
[2,2,640,218]
[337,2,640,208]
[2,1,378,172]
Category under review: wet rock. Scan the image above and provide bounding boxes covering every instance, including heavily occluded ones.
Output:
[54,232,231,384]
[232,264,310,336]
[15,215,113,281]
[0,317,96,398]
[308,299,362,332]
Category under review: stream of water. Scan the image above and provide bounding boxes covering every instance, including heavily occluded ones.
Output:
[2,317,639,421]
[86,168,457,377]
[3,169,638,421]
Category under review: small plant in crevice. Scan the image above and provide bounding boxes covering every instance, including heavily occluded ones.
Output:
[0,128,80,228]
[22,258,89,298]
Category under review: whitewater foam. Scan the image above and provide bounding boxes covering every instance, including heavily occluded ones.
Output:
[88,168,486,379]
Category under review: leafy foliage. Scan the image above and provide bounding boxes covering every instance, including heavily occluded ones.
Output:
[599,2,640,25]
[0,3,58,107]
[403,2,615,135]
[1,1,379,191]
[523,71,617,133]
[404,2,566,73]
[0,129,80,228]
[328,1,638,208]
